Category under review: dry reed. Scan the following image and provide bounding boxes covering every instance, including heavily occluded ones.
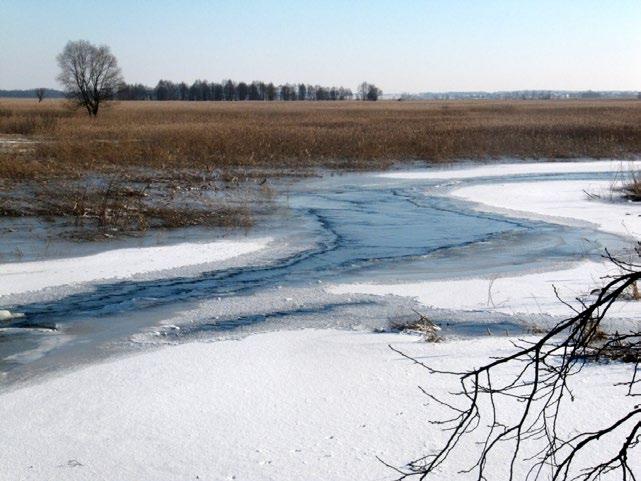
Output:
[2,98,641,238]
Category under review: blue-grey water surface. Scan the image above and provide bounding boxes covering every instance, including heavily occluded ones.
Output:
[0,168,629,386]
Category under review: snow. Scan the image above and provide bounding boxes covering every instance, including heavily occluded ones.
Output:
[0,238,271,297]
[452,179,641,238]
[0,309,17,320]
[0,329,636,481]
[3,161,641,480]
[380,159,641,180]
[329,259,641,324]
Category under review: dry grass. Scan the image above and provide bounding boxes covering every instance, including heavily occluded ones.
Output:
[2,98,641,238]
[390,311,443,342]
[622,170,641,201]
[4,99,641,169]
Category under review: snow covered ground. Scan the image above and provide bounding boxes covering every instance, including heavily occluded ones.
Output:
[2,161,640,481]
[0,237,271,297]
[381,159,641,181]
[1,329,637,481]
[329,259,641,321]
[451,179,641,238]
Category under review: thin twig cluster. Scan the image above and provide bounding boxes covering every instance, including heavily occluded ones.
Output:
[388,250,641,481]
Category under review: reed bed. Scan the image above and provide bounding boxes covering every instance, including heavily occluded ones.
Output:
[2,99,641,238]
[3,99,641,170]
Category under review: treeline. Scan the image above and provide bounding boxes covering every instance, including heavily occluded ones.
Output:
[116,80,381,101]
[0,88,65,99]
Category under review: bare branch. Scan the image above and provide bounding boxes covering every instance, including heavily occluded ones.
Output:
[389,254,641,481]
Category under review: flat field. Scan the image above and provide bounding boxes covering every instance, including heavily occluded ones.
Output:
[2,99,641,237]
[3,99,641,169]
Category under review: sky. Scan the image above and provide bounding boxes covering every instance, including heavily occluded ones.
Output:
[1,0,640,93]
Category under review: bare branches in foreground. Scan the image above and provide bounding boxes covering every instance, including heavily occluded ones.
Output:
[391,251,641,481]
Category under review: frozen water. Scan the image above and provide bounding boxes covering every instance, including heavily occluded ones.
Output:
[0,162,635,385]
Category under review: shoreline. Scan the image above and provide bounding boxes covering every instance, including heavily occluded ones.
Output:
[330,162,641,326]
[1,160,640,479]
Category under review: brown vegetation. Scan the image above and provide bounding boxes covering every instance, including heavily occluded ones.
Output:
[2,98,641,238]
[622,169,641,201]
[4,99,641,169]
[391,310,442,342]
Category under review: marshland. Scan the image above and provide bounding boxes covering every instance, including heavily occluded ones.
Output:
[2,96,641,481]
[3,1,641,479]
[2,99,641,240]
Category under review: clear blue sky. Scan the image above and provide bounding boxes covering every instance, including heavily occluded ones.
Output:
[1,0,640,92]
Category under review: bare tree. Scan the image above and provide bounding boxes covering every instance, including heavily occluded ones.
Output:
[237,82,249,101]
[358,82,369,101]
[266,82,277,101]
[389,250,641,480]
[35,88,46,102]
[223,79,236,101]
[298,83,307,101]
[56,40,123,116]
[366,84,381,101]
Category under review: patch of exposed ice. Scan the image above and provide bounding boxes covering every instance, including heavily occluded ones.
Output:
[334,165,641,328]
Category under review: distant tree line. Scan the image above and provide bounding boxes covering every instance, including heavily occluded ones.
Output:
[400,90,641,101]
[0,88,65,99]
[116,79,382,101]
